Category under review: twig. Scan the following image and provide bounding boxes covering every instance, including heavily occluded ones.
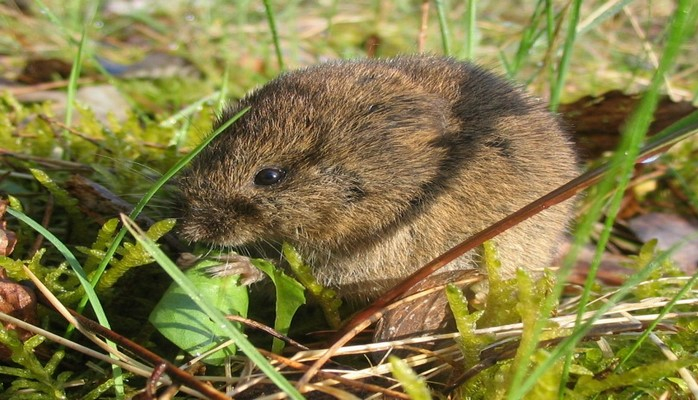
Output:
[418,1,429,52]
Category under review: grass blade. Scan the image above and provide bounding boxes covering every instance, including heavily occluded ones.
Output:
[434,0,452,56]
[549,0,582,112]
[463,0,477,60]
[263,0,285,70]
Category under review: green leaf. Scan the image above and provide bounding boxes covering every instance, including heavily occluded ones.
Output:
[122,216,303,399]
[149,258,249,366]
[252,257,306,354]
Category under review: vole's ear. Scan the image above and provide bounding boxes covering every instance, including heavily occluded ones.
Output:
[385,91,452,148]
[319,166,366,203]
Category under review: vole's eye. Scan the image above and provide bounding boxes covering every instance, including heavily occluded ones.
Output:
[254,167,286,186]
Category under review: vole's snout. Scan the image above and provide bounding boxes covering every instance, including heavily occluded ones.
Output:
[219,197,262,219]
[178,213,232,245]
[176,192,266,247]
[176,205,216,243]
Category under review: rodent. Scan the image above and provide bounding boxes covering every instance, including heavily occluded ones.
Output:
[176,55,578,302]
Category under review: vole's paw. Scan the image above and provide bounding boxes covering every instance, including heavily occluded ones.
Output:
[176,252,266,285]
[208,253,266,286]
[176,252,202,268]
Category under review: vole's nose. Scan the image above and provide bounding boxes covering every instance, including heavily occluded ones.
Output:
[221,197,261,218]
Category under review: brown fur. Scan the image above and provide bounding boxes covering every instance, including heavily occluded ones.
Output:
[177,55,578,302]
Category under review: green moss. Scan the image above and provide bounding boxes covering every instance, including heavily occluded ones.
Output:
[478,241,520,327]
[0,331,69,400]
[627,240,683,300]
[390,356,433,400]
[573,358,698,397]
[283,242,341,329]
[446,283,488,368]
[97,218,176,291]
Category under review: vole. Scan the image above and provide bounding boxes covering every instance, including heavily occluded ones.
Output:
[177,55,577,302]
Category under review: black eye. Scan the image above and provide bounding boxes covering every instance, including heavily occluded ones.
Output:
[253,167,286,186]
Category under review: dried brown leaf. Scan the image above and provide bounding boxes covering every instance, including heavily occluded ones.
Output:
[628,212,698,273]
[0,267,38,359]
[561,90,696,159]
[0,200,17,256]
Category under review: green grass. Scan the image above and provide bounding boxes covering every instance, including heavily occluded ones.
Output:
[0,0,697,398]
